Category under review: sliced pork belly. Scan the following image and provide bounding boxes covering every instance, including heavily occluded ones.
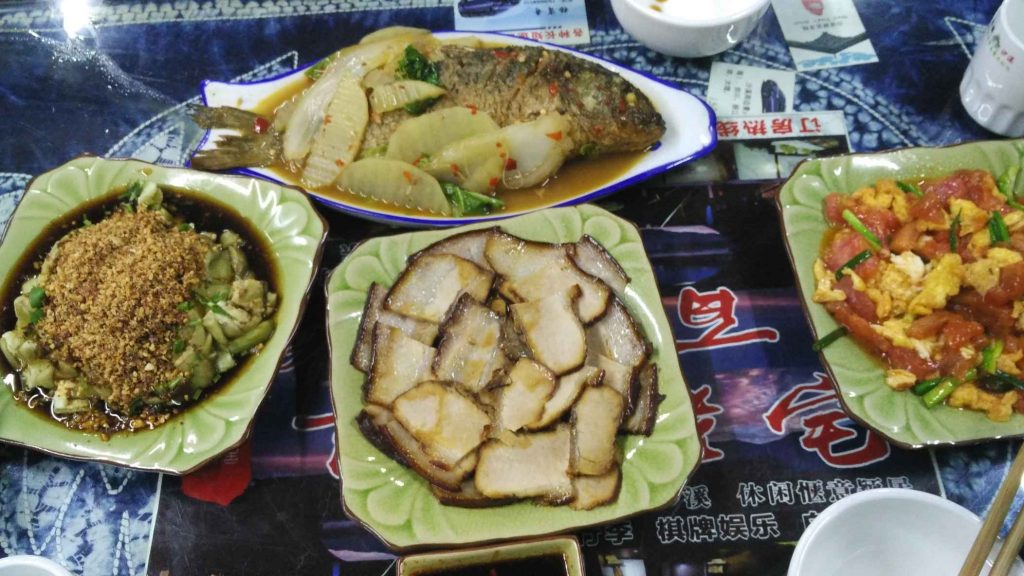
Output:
[433,294,506,393]
[385,253,494,323]
[365,325,436,405]
[392,381,492,470]
[475,425,573,502]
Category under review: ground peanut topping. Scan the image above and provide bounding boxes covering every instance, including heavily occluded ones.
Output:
[35,210,212,411]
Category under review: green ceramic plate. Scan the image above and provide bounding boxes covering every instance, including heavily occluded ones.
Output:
[778,138,1024,448]
[326,204,701,551]
[0,157,327,473]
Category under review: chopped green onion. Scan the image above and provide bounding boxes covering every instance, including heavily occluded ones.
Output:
[28,286,45,309]
[28,308,44,325]
[982,339,1004,374]
[209,302,229,316]
[1008,199,1024,212]
[989,211,1010,243]
[923,377,957,408]
[950,210,961,252]
[990,370,1024,391]
[304,54,336,81]
[118,181,145,204]
[841,209,882,251]
[172,339,186,355]
[997,165,1020,199]
[81,217,93,227]
[896,180,923,197]
[178,223,191,232]
[812,327,848,352]
[176,301,193,312]
[912,377,943,396]
[834,250,872,280]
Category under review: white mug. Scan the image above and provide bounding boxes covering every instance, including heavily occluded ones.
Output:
[960,0,1024,137]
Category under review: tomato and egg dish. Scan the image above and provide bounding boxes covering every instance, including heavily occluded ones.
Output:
[814,169,1024,421]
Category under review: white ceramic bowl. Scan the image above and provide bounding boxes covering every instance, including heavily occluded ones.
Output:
[0,555,73,576]
[789,488,1024,576]
[610,0,771,58]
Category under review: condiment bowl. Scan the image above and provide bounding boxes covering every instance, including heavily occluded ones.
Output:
[397,536,584,576]
[788,488,1024,576]
[610,0,771,58]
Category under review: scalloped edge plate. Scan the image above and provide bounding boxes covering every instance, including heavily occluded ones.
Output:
[777,138,1024,449]
[0,157,327,474]
[194,31,717,227]
[325,204,701,551]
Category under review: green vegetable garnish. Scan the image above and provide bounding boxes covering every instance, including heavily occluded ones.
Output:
[81,217,93,227]
[397,45,440,86]
[987,370,1024,391]
[118,181,145,204]
[28,308,44,325]
[949,210,961,252]
[441,182,505,217]
[997,165,1020,199]
[812,326,847,352]
[176,301,193,312]
[912,377,943,396]
[982,339,1004,374]
[28,286,45,309]
[172,339,186,355]
[578,143,602,157]
[1008,199,1024,212]
[841,209,882,251]
[178,223,191,232]
[988,211,1010,243]
[922,377,957,408]
[304,54,336,81]
[896,180,923,197]
[404,97,439,116]
[834,250,871,281]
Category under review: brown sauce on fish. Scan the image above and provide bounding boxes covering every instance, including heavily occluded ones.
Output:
[252,74,645,216]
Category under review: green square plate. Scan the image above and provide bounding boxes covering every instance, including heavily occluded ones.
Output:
[0,157,327,473]
[778,139,1024,448]
[326,204,701,551]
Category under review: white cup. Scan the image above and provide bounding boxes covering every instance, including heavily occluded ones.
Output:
[960,0,1024,137]
[0,555,73,576]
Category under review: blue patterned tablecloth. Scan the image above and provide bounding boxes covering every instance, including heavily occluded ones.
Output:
[0,1,1018,574]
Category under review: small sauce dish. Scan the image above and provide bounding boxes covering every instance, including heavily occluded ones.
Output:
[398,535,584,576]
[789,488,1024,576]
[610,0,771,58]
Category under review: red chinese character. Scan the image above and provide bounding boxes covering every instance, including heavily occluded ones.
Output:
[691,384,725,462]
[531,31,543,39]
[559,29,570,38]
[763,372,890,468]
[292,412,340,479]
[770,117,794,135]
[675,286,780,353]
[742,119,768,136]
[799,116,822,134]
[573,27,583,37]
[800,410,890,468]
[763,372,835,434]
[545,30,555,39]
[716,121,740,138]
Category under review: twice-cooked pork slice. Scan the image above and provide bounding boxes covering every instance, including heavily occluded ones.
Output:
[433,294,506,393]
[572,235,630,295]
[499,312,531,360]
[385,253,494,323]
[496,358,556,432]
[431,478,515,508]
[571,386,625,476]
[393,381,492,470]
[591,354,637,416]
[570,467,621,511]
[357,404,475,490]
[366,325,436,405]
[484,233,611,323]
[622,363,664,436]
[352,283,438,372]
[414,228,499,270]
[475,425,573,501]
[529,365,603,430]
[586,298,650,369]
[511,288,587,375]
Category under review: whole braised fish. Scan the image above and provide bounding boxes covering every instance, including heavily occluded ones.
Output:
[191,40,665,172]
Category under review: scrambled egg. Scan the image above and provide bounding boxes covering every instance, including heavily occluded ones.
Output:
[949,198,989,235]
[908,253,964,316]
[812,259,845,303]
[853,181,910,222]
[885,369,916,391]
[948,383,1019,422]
[964,247,1022,294]
[872,317,936,360]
